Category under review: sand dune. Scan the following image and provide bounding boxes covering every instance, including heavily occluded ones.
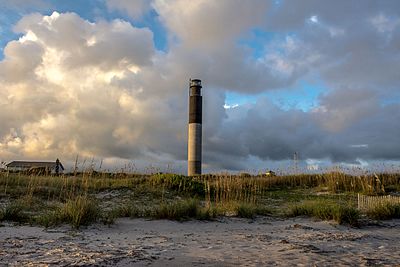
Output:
[1,217,399,266]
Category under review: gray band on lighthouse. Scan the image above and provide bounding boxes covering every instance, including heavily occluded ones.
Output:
[188,161,201,175]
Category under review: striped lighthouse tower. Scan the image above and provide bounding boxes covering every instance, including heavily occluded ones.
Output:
[188,79,202,176]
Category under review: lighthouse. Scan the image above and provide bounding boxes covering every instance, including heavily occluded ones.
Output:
[188,79,202,176]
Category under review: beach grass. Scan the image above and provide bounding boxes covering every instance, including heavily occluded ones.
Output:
[366,203,400,220]
[1,201,30,223]
[34,195,99,229]
[0,170,399,227]
[287,200,360,226]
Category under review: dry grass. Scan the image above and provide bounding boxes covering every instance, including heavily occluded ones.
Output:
[0,170,399,227]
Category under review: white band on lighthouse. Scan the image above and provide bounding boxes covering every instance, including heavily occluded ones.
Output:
[188,123,202,161]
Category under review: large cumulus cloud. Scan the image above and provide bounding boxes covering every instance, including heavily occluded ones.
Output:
[0,12,179,166]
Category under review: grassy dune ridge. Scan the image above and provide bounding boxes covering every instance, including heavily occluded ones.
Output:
[0,171,399,228]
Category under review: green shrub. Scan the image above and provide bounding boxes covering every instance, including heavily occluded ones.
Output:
[37,195,100,228]
[153,199,200,221]
[236,203,257,218]
[196,206,218,220]
[1,202,29,223]
[334,205,360,226]
[112,205,136,218]
[35,210,60,228]
[61,195,99,228]
[236,203,272,219]
[109,205,149,218]
[287,200,359,226]
[366,203,400,220]
[150,174,205,196]
[98,205,143,226]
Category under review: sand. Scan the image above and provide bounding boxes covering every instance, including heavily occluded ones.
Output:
[1,217,399,266]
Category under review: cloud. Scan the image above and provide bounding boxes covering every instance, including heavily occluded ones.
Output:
[265,0,400,93]
[313,88,379,132]
[206,98,400,169]
[14,12,155,68]
[147,0,310,94]
[153,0,269,48]
[0,1,400,172]
[0,12,164,163]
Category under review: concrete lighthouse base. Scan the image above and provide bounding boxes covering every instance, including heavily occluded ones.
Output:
[188,123,202,176]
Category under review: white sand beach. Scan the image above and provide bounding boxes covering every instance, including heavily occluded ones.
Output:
[1,217,399,266]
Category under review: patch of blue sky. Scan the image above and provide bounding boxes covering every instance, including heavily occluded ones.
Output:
[237,28,275,59]
[133,9,168,52]
[92,3,168,51]
[237,28,299,59]
[225,80,325,112]
[0,11,22,60]
[380,92,400,106]
[45,0,105,19]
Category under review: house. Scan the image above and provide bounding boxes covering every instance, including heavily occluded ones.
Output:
[6,159,64,175]
[0,161,5,171]
[264,170,276,177]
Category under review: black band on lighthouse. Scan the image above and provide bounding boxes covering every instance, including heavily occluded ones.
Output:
[189,95,202,123]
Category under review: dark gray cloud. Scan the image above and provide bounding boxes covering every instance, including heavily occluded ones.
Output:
[205,98,400,170]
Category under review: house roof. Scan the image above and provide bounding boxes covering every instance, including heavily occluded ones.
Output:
[6,161,65,170]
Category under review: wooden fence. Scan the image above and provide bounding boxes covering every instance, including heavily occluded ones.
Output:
[358,194,400,211]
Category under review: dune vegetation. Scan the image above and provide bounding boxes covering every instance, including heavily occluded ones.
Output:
[0,170,399,228]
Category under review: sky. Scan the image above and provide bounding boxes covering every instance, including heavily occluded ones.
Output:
[0,0,400,173]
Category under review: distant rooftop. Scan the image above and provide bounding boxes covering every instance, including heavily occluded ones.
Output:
[6,160,64,170]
